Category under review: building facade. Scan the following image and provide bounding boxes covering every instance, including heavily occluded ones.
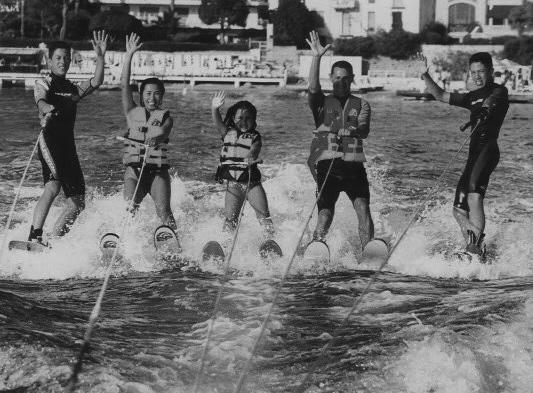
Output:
[435,0,531,37]
[268,0,436,39]
[97,0,268,30]
[269,0,530,40]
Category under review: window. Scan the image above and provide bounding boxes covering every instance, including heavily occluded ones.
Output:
[448,3,475,32]
[392,11,402,30]
[368,11,375,32]
[342,11,352,35]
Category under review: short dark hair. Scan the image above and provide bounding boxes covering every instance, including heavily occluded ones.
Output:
[469,52,493,70]
[139,77,165,106]
[48,41,72,58]
[48,41,71,58]
[330,60,353,76]
[224,100,257,130]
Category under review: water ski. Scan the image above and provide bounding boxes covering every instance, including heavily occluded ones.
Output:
[302,240,330,265]
[201,241,225,263]
[359,238,389,268]
[8,240,48,253]
[99,232,120,259]
[259,239,283,260]
[154,225,181,260]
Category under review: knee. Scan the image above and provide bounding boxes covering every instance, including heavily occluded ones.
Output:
[67,196,85,213]
[353,198,371,216]
[44,182,61,198]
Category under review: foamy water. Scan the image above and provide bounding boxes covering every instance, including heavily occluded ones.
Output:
[1,87,532,392]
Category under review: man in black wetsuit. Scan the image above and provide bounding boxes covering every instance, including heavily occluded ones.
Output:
[416,52,509,257]
[29,31,108,245]
[305,31,374,250]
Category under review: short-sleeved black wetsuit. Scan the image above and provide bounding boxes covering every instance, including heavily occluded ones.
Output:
[308,91,371,210]
[34,74,96,197]
[449,82,509,211]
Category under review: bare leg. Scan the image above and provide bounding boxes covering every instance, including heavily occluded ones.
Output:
[32,180,61,230]
[466,192,485,238]
[124,166,147,216]
[52,194,85,236]
[453,206,481,243]
[313,208,334,241]
[150,170,177,231]
[224,182,245,233]
[246,183,274,238]
[353,197,374,250]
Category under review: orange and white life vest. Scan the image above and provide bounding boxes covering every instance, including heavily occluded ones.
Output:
[123,106,170,167]
[219,129,259,181]
[313,95,366,162]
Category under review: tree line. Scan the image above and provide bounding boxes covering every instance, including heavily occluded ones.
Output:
[1,0,532,65]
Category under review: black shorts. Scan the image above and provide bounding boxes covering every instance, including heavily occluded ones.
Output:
[454,140,499,211]
[316,158,370,211]
[38,137,85,198]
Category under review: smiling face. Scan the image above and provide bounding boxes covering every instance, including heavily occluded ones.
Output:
[469,62,492,89]
[330,66,354,98]
[233,108,255,132]
[49,48,71,77]
[141,84,163,110]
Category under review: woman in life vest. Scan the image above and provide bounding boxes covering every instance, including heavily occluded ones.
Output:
[120,33,177,230]
[211,91,274,237]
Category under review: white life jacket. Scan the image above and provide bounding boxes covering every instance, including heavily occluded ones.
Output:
[123,106,170,167]
[313,95,366,162]
[219,129,259,181]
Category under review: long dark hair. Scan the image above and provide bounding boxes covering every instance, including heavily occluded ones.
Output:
[223,100,257,130]
[139,77,165,107]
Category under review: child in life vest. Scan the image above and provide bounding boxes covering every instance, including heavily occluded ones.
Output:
[120,33,177,230]
[211,91,274,237]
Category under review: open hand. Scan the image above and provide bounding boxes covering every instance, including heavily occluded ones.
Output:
[212,91,226,109]
[305,31,331,57]
[125,33,143,55]
[91,30,108,57]
[413,52,429,77]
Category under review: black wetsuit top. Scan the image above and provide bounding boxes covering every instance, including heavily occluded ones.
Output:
[34,73,95,196]
[449,82,509,208]
[449,82,509,150]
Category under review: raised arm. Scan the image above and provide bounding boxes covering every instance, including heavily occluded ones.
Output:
[122,33,143,115]
[90,30,108,88]
[305,31,331,94]
[211,91,227,136]
[415,53,450,104]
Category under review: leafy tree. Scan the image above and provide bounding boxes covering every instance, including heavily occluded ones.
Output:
[271,0,315,48]
[432,50,470,81]
[198,0,249,43]
[374,29,421,60]
[420,21,454,44]
[509,0,533,36]
[1,0,98,39]
[504,36,533,65]
[334,36,376,58]
[89,6,142,40]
